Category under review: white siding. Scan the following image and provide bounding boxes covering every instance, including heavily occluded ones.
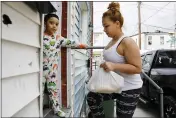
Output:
[2,2,42,117]
[86,2,93,47]
[13,98,40,117]
[67,2,75,117]
[131,33,171,50]
[67,48,75,117]
[131,33,146,50]
[145,34,171,50]
[56,2,63,110]
[80,2,88,44]
[67,2,92,117]
[81,10,88,44]
[0,1,2,117]
[2,73,40,117]
[73,50,88,117]
[67,49,88,117]
[2,3,40,48]
[2,41,39,78]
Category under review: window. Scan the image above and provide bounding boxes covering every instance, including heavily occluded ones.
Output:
[154,51,176,68]
[160,36,164,45]
[143,54,153,70]
[148,36,152,45]
[141,55,145,65]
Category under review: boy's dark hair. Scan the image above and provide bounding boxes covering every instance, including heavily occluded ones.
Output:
[44,14,59,23]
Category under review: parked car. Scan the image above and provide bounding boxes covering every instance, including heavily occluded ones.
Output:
[140,49,176,118]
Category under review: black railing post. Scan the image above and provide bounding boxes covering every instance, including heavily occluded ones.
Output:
[142,71,164,118]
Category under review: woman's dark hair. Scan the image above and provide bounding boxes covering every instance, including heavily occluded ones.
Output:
[44,14,59,23]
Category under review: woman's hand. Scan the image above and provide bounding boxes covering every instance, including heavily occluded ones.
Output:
[100,62,115,72]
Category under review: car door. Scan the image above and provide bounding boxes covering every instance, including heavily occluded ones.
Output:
[140,54,147,97]
[141,52,154,98]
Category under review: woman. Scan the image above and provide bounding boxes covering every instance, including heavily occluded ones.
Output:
[87,2,143,118]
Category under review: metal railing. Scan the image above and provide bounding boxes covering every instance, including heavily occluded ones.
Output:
[141,71,164,118]
[70,46,105,49]
[63,46,164,118]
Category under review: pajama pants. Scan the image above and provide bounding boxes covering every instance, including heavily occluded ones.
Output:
[43,63,61,113]
[87,88,141,118]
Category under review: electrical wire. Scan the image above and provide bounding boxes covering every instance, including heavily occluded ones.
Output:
[142,3,174,11]
[131,2,172,35]
[141,2,171,23]
[142,23,174,30]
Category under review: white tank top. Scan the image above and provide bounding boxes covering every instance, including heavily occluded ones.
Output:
[103,35,143,91]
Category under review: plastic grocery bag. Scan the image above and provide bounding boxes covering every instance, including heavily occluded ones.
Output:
[87,67,124,94]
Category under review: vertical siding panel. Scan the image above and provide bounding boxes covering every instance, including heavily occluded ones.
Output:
[73,50,88,117]
[71,49,75,116]
[0,1,2,117]
[72,2,93,117]
[66,2,93,117]
[73,3,81,116]
[69,2,76,116]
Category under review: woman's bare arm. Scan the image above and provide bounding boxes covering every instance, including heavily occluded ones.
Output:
[112,38,142,74]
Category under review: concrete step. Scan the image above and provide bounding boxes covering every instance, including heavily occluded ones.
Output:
[43,108,52,117]
[43,107,72,118]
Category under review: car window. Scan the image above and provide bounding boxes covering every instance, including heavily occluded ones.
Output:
[143,54,153,70]
[154,50,176,68]
[141,55,145,65]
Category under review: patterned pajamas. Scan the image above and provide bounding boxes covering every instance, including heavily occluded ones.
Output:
[87,88,141,118]
[43,34,76,112]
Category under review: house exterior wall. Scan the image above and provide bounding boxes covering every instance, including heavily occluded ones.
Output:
[0,1,2,117]
[131,32,172,50]
[131,33,146,50]
[61,1,93,117]
[2,1,93,117]
[2,2,42,117]
[145,34,171,50]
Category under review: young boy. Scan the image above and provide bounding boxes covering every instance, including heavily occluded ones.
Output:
[43,13,81,117]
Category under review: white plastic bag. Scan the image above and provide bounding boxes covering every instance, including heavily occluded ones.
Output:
[87,67,124,94]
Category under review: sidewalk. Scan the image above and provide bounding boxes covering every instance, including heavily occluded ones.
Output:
[133,101,159,118]
[114,100,159,118]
